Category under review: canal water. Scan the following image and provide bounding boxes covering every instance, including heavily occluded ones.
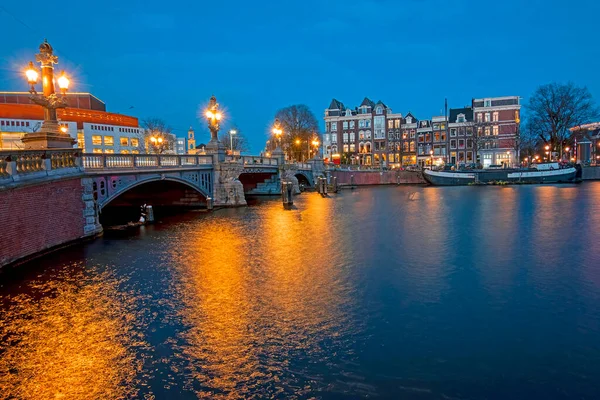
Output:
[1,183,600,399]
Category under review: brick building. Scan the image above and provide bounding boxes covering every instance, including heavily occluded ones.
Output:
[448,107,475,165]
[324,98,421,167]
[472,96,521,167]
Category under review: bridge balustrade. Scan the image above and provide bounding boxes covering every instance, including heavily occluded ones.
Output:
[241,156,279,166]
[81,154,214,170]
[0,150,81,182]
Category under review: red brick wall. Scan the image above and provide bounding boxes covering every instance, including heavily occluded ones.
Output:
[331,170,424,185]
[0,178,85,266]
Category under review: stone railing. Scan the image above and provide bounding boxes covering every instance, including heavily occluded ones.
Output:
[295,162,312,170]
[81,153,214,170]
[241,156,279,166]
[224,155,279,166]
[0,149,82,184]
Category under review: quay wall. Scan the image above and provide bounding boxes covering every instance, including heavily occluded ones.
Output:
[0,177,88,267]
[330,170,425,186]
[582,166,600,180]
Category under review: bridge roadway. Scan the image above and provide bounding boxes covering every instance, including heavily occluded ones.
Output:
[0,149,317,266]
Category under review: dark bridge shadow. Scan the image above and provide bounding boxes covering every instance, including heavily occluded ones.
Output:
[100,180,208,226]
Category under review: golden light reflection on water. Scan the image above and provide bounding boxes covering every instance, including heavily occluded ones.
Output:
[0,269,146,400]
[169,196,355,398]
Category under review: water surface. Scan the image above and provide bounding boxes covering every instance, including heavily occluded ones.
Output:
[2,183,600,399]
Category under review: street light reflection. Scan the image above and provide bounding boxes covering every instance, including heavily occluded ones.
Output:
[0,269,145,399]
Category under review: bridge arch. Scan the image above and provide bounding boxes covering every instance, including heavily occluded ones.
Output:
[96,176,211,210]
[294,171,314,188]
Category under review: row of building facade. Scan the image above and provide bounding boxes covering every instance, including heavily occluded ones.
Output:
[322,96,521,168]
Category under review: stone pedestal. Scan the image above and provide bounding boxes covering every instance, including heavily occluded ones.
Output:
[21,132,76,150]
[212,163,247,207]
[21,123,76,149]
[272,147,285,166]
[206,139,226,163]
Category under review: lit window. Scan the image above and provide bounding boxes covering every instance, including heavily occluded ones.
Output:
[92,148,103,153]
[395,120,400,128]
[388,120,393,129]
[350,144,355,152]
[104,149,114,154]
[493,126,499,135]
[343,144,349,153]
[104,136,114,146]
[120,137,129,146]
[92,135,102,145]
[132,150,140,154]
[493,112,499,122]
[485,113,491,122]
[121,150,129,154]
[131,138,139,147]
[77,133,85,150]
[477,113,482,123]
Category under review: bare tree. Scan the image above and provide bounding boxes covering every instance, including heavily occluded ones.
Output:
[140,118,175,154]
[525,82,598,157]
[219,127,250,154]
[518,120,543,163]
[273,104,321,161]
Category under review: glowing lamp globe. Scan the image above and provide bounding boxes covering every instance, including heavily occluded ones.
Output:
[25,62,38,84]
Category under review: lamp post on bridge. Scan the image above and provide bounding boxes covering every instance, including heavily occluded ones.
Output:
[205,95,226,162]
[272,118,284,164]
[22,39,76,149]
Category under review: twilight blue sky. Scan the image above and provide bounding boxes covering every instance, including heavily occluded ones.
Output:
[1,0,599,153]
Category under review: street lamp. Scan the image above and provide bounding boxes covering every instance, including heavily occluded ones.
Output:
[429,149,434,170]
[295,138,301,161]
[204,95,225,154]
[311,139,320,159]
[150,135,164,154]
[22,39,75,149]
[545,145,550,161]
[271,118,284,161]
[506,150,511,167]
[229,129,237,156]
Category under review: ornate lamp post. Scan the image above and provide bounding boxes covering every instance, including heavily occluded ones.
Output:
[271,118,284,163]
[311,138,320,159]
[204,95,226,161]
[22,39,76,149]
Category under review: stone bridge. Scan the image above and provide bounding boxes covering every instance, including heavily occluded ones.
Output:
[0,149,319,266]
